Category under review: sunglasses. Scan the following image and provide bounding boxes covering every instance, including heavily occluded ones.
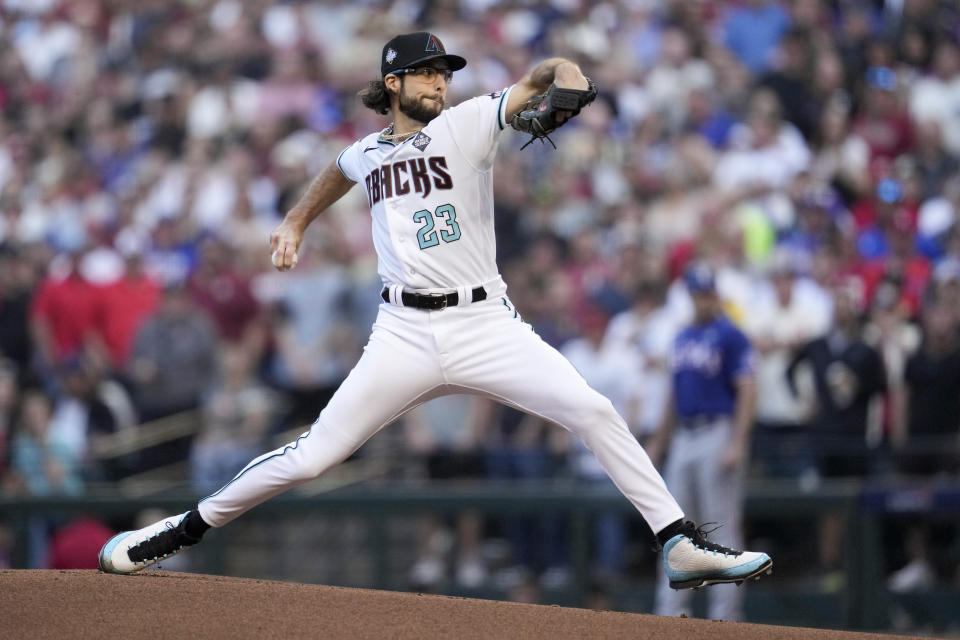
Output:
[394,66,453,83]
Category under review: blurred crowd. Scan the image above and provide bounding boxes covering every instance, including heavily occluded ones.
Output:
[0,0,959,600]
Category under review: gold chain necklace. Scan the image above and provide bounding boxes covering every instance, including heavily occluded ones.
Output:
[379,123,421,143]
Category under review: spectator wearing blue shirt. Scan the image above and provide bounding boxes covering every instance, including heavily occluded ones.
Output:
[647,262,757,621]
[723,0,792,74]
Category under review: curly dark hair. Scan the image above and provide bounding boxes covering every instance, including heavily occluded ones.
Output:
[358,78,398,115]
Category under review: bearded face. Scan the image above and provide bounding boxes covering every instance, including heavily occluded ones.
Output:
[394,77,445,124]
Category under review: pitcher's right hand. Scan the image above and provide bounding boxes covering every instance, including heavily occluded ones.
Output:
[269,220,303,272]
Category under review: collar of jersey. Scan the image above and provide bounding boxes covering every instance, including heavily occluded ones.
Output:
[377,126,430,146]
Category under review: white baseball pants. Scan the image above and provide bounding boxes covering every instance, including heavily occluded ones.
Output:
[198,280,684,534]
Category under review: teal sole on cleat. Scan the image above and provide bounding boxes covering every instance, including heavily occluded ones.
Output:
[669,558,773,590]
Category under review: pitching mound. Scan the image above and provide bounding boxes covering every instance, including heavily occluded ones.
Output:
[0,570,924,639]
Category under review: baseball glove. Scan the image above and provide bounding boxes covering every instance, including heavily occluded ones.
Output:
[510,79,598,149]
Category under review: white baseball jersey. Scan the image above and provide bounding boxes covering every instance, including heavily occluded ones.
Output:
[336,88,512,290]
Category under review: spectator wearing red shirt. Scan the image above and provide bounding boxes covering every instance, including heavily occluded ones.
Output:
[46,517,115,570]
[852,67,914,166]
[852,178,931,317]
[94,237,161,372]
[29,252,99,368]
[851,177,919,235]
[186,235,262,346]
[858,232,931,319]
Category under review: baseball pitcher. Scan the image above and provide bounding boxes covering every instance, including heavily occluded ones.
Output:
[99,32,771,593]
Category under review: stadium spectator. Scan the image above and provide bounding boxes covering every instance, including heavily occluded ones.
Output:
[852,66,914,166]
[885,302,960,595]
[855,191,930,316]
[0,360,18,482]
[127,283,217,424]
[93,232,161,373]
[186,235,263,346]
[722,0,792,74]
[503,239,579,349]
[861,274,922,454]
[713,88,811,232]
[142,217,196,288]
[560,228,614,323]
[786,279,887,582]
[190,343,276,493]
[851,175,918,240]
[45,517,115,570]
[745,255,827,479]
[683,86,737,150]
[10,389,83,567]
[895,302,960,476]
[786,279,888,478]
[808,49,850,127]
[29,251,100,371]
[0,245,36,378]
[810,96,871,202]
[645,24,714,135]
[912,121,959,203]
[908,38,960,159]
[260,232,363,430]
[603,279,678,442]
[51,354,138,483]
[758,28,819,139]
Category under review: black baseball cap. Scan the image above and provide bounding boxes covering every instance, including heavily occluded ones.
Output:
[381,32,467,78]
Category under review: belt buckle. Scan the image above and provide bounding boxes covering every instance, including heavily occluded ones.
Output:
[425,292,448,310]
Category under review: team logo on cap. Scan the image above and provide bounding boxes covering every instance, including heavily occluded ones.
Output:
[385,48,397,64]
[411,132,431,151]
[425,34,443,53]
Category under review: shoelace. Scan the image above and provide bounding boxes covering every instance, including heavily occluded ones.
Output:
[126,522,199,564]
[684,522,743,557]
[652,521,744,556]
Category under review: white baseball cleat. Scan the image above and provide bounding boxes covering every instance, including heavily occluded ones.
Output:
[662,521,773,590]
[98,512,202,575]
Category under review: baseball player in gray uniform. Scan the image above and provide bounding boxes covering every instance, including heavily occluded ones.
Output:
[649,263,760,620]
[99,32,771,594]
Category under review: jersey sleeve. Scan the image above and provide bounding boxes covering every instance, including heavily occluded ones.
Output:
[724,325,755,380]
[446,86,513,169]
[667,333,682,374]
[335,140,364,183]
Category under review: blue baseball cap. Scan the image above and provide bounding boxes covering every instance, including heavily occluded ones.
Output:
[876,178,902,203]
[684,262,716,293]
[866,66,897,92]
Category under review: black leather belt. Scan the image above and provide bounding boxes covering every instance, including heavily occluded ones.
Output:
[381,286,487,310]
[677,415,727,430]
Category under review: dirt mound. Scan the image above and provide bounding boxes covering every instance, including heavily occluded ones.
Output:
[0,570,924,639]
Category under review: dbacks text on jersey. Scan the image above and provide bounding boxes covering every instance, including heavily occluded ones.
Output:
[364,156,453,206]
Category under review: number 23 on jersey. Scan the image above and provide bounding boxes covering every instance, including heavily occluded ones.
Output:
[413,204,461,249]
